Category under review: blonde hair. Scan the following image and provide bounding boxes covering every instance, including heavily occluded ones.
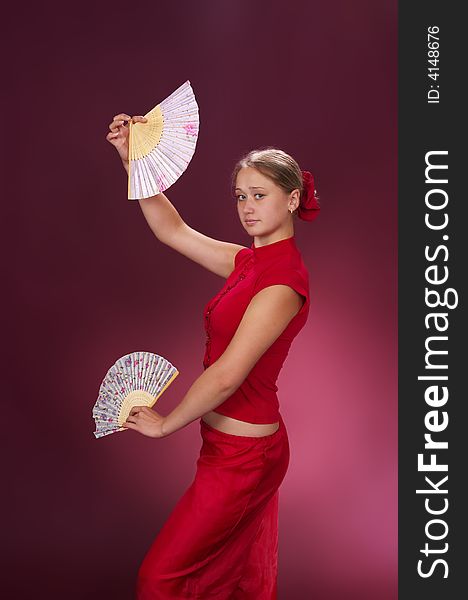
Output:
[231,147,303,217]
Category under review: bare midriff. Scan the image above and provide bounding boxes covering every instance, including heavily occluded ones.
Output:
[202,410,279,437]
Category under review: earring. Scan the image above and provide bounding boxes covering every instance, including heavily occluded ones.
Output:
[289,207,294,214]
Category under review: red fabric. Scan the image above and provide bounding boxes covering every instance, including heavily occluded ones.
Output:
[298,170,321,222]
[203,236,310,423]
[136,415,290,599]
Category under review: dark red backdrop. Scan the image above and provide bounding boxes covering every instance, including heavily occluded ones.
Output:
[6,1,397,598]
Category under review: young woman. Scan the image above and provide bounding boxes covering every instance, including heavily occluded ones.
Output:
[106,113,320,599]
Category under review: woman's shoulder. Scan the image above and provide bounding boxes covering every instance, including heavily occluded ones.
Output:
[254,257,309,302]
[234,246,253,268]
[233,242,309,286]
[260,258,308,281]
[263,249,309,277]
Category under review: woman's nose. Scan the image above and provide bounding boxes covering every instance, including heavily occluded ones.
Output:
[242,197,255,212]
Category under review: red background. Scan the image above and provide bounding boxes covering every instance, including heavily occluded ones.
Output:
[6,1,397,598]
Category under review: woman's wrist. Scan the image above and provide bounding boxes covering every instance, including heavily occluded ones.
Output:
[121,158,129,174]
[160,417,170,438]
[160,416,181,438]
[160,413,189,438]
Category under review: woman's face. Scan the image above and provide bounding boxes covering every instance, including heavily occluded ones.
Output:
[235,167,299,237]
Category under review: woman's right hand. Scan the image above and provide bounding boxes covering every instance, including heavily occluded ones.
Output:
[106,113,148,165]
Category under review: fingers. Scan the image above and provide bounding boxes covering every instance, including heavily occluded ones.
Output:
[113,113,131,122]
[123,406,146,428]
[108,115,148,134]
[109,118,126,132]
[129,405,150,416]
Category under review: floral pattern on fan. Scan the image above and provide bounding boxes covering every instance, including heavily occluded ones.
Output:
[128,79,200,200]
[92,351,179,439]
[183,123,198,136]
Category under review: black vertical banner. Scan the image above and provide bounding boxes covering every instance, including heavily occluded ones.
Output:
[399,3,465,599]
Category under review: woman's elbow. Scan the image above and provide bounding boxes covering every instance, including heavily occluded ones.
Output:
[211,362,245,394]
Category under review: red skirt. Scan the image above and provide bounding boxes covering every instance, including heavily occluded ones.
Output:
[136,413,290,599]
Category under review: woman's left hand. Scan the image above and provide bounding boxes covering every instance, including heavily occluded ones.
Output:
[121,406,166,438]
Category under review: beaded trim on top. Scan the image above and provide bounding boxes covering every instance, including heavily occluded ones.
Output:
[203,237,299,368]
[203,256,255,368]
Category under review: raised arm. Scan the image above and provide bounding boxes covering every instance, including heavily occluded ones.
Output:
[122,284,304,438]
[106,113,245,278]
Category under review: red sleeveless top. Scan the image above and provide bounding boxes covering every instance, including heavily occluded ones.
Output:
[202,235,310,423]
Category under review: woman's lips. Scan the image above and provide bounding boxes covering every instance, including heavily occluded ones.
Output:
[245,219,259,225]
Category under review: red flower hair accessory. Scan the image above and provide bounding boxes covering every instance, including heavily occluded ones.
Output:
[298,170,321,222]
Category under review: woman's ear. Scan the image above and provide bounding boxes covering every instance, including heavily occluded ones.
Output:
[288,188,301,212]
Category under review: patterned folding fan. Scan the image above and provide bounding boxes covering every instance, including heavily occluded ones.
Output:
[128,79,200,200]
[92,351,179,439]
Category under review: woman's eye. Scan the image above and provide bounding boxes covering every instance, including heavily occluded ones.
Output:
[235,193,265,201]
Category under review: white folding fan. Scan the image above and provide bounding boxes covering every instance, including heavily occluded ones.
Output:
[128,79,200,200]
[92,351,179,439]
